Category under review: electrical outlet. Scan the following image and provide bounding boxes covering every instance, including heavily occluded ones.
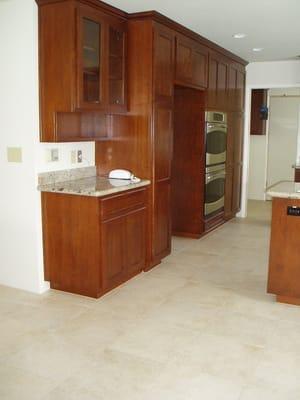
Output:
[71,150,77,164]
[46,148,59,162]
[77,150,83,163]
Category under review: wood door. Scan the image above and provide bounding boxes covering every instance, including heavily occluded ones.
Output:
[207,56,218,109]
[108,20,127,113]
[76,4,108,110]
[153,180,171,260]
[236,69,245,112]
[227,65,237,112]
[153,23,175,101]
[175,34,193,85]
[192,42,208,88]
[207,52,228,110]
[42,193,101,298]
[101,216,126,291]
[175,34,208,88]
[154,104,173,181]
[125,208,147,277]
[217,59,228,110]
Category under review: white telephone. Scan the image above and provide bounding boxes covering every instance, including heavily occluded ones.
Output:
[108,169,141,183]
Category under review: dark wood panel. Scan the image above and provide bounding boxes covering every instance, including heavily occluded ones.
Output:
[38,1,76,142]
[295,168,300,183]
[154,23,175,100]
[154,104,173,181]
[125,208,147,276]
[101,215,126,291]
[101,188,147,220]
[175,34,208,88]
[42,193,101,298]
[250,89,268,135]
[236,69,246,112]
[217,60,228,110]
[172,86,205,237]
[207,57,218,109]
[268,198,300,303]
[56,112,109,141]
[153,180,171,261]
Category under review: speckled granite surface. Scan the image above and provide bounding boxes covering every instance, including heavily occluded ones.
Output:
[38,166,97,186]
[38,175,150,197]
[266,181,300,199]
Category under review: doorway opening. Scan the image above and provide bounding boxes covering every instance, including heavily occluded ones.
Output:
[247,87,300,207]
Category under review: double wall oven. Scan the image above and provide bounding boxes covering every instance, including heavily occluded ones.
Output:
[205,111,227,217]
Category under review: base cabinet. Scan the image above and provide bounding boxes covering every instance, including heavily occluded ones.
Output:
[42,187,148,298]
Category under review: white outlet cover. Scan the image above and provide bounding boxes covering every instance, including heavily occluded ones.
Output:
[46,149,59,162]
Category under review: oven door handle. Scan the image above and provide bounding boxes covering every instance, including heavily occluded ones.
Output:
[206,172,226,182]
[207,124,227,131]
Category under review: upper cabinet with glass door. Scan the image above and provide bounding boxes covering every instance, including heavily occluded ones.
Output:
[77,5,127,113]
[36,0,128,142]
[108,22,127,112]
[77,5,106,110]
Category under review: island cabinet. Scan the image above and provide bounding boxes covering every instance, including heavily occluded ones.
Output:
[42,188,148,298]
[37,0,127,142]
[267,195,300,306]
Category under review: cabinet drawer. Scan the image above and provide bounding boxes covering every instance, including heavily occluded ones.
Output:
[100,188,147,220]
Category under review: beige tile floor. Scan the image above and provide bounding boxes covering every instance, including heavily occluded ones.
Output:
[1,200,300,399]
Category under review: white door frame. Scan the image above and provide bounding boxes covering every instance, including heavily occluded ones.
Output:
[238,84,300,218]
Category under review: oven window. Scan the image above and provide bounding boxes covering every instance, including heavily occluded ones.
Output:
[205,177,225,203]
[206,130,227,154]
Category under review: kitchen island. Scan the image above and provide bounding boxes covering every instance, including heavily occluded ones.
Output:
[267,181,300,305]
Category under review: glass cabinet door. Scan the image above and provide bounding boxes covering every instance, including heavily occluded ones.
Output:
[81,17,101,104]
[109,26,126,108]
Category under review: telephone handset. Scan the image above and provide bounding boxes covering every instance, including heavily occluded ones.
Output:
[108,169,141,183]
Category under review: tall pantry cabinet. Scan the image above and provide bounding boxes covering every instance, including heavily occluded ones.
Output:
[96,16,175,268]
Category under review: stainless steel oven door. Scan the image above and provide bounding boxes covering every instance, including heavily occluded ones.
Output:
[205,165,226,216]
[206,123,227,166]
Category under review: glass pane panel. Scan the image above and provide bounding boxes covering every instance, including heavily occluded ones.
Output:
[205,177,225,203]
[109,27,124,105]
[83,18,100,103]
[206,130,227,154]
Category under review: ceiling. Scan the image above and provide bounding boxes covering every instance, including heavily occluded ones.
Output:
[104,0,300,62]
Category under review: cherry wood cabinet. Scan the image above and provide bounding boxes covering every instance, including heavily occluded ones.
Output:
[37,0,127,142]
[268,197,300,305]
[175,34,208,89]
[172,86,205,237]
[42,188,148,298]
[207,52,228,110]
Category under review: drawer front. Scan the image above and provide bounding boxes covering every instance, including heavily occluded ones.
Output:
[100,188,147,220]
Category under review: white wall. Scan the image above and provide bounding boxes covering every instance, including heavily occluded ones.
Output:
[240,61,300,215]
[0,0,95,294]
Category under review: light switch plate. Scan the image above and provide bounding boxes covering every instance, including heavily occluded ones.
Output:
[7,147,22,163]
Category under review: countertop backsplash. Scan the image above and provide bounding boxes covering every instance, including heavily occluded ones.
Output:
[38,166,97,186]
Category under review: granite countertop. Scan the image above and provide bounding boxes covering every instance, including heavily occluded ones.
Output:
[266,181,300,199]
[38,176,151,198]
